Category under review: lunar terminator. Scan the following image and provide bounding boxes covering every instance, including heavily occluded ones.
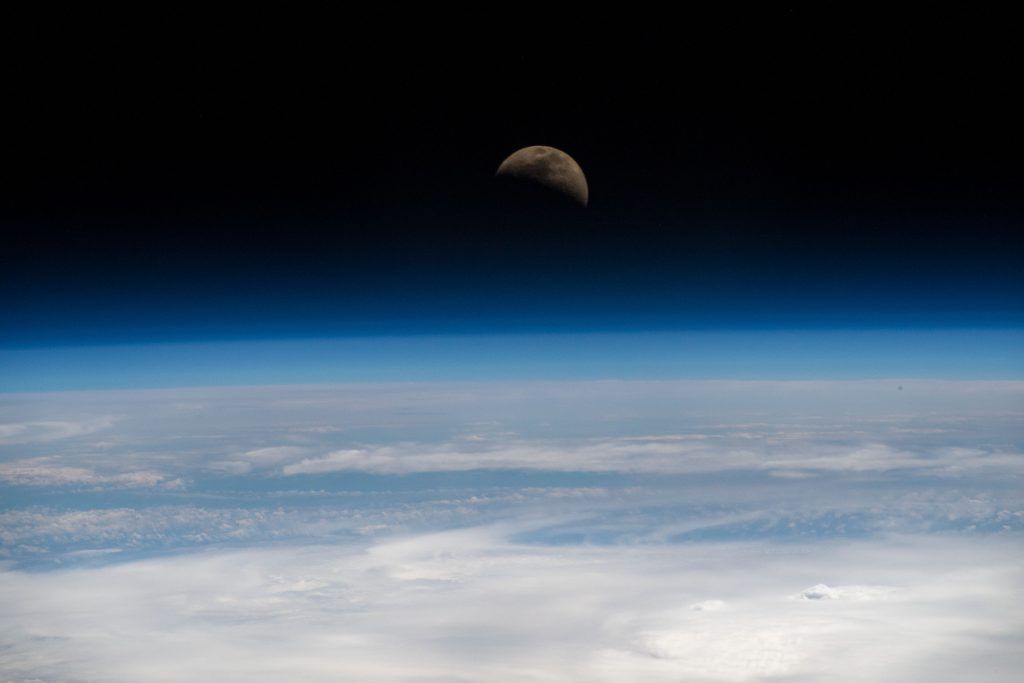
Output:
[496,145,588,207]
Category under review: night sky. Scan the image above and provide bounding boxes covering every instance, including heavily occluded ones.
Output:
[4,12,1023,345]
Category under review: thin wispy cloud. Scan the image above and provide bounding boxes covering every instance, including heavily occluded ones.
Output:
[0,416,117,444]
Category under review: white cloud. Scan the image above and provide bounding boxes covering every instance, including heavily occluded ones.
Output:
[277,438,1023,477]
[0,531,1020,682]
[2,380,1021,484]
[0,488,614,556]
[243,446,309,463]
[796,583,897,601]
[0,416,117,444]
[0,458,178,489]
[211,446,312,474]
[2,380,1022,680]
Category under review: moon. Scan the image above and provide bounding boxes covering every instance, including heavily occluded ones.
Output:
[496,146,588,207]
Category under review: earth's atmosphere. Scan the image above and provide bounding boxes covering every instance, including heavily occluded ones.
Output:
[2,380,1021,681]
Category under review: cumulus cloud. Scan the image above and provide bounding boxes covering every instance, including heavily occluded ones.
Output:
[0,458,180,489]
[0,488,616,561]
[796,583,897,601]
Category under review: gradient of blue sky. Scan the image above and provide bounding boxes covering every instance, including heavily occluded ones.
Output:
[1,329,1021,392]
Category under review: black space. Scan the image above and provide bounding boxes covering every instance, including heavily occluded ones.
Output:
[3,10,1023,342]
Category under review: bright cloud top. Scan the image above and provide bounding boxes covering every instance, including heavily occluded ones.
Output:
[1,529,1021,682]
[0,380,1021,681]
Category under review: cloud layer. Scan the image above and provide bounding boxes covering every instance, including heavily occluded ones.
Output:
[1,380,1021,681]
[1,529,1021,682]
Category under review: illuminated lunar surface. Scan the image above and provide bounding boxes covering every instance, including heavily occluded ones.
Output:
[496,145,589,206]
